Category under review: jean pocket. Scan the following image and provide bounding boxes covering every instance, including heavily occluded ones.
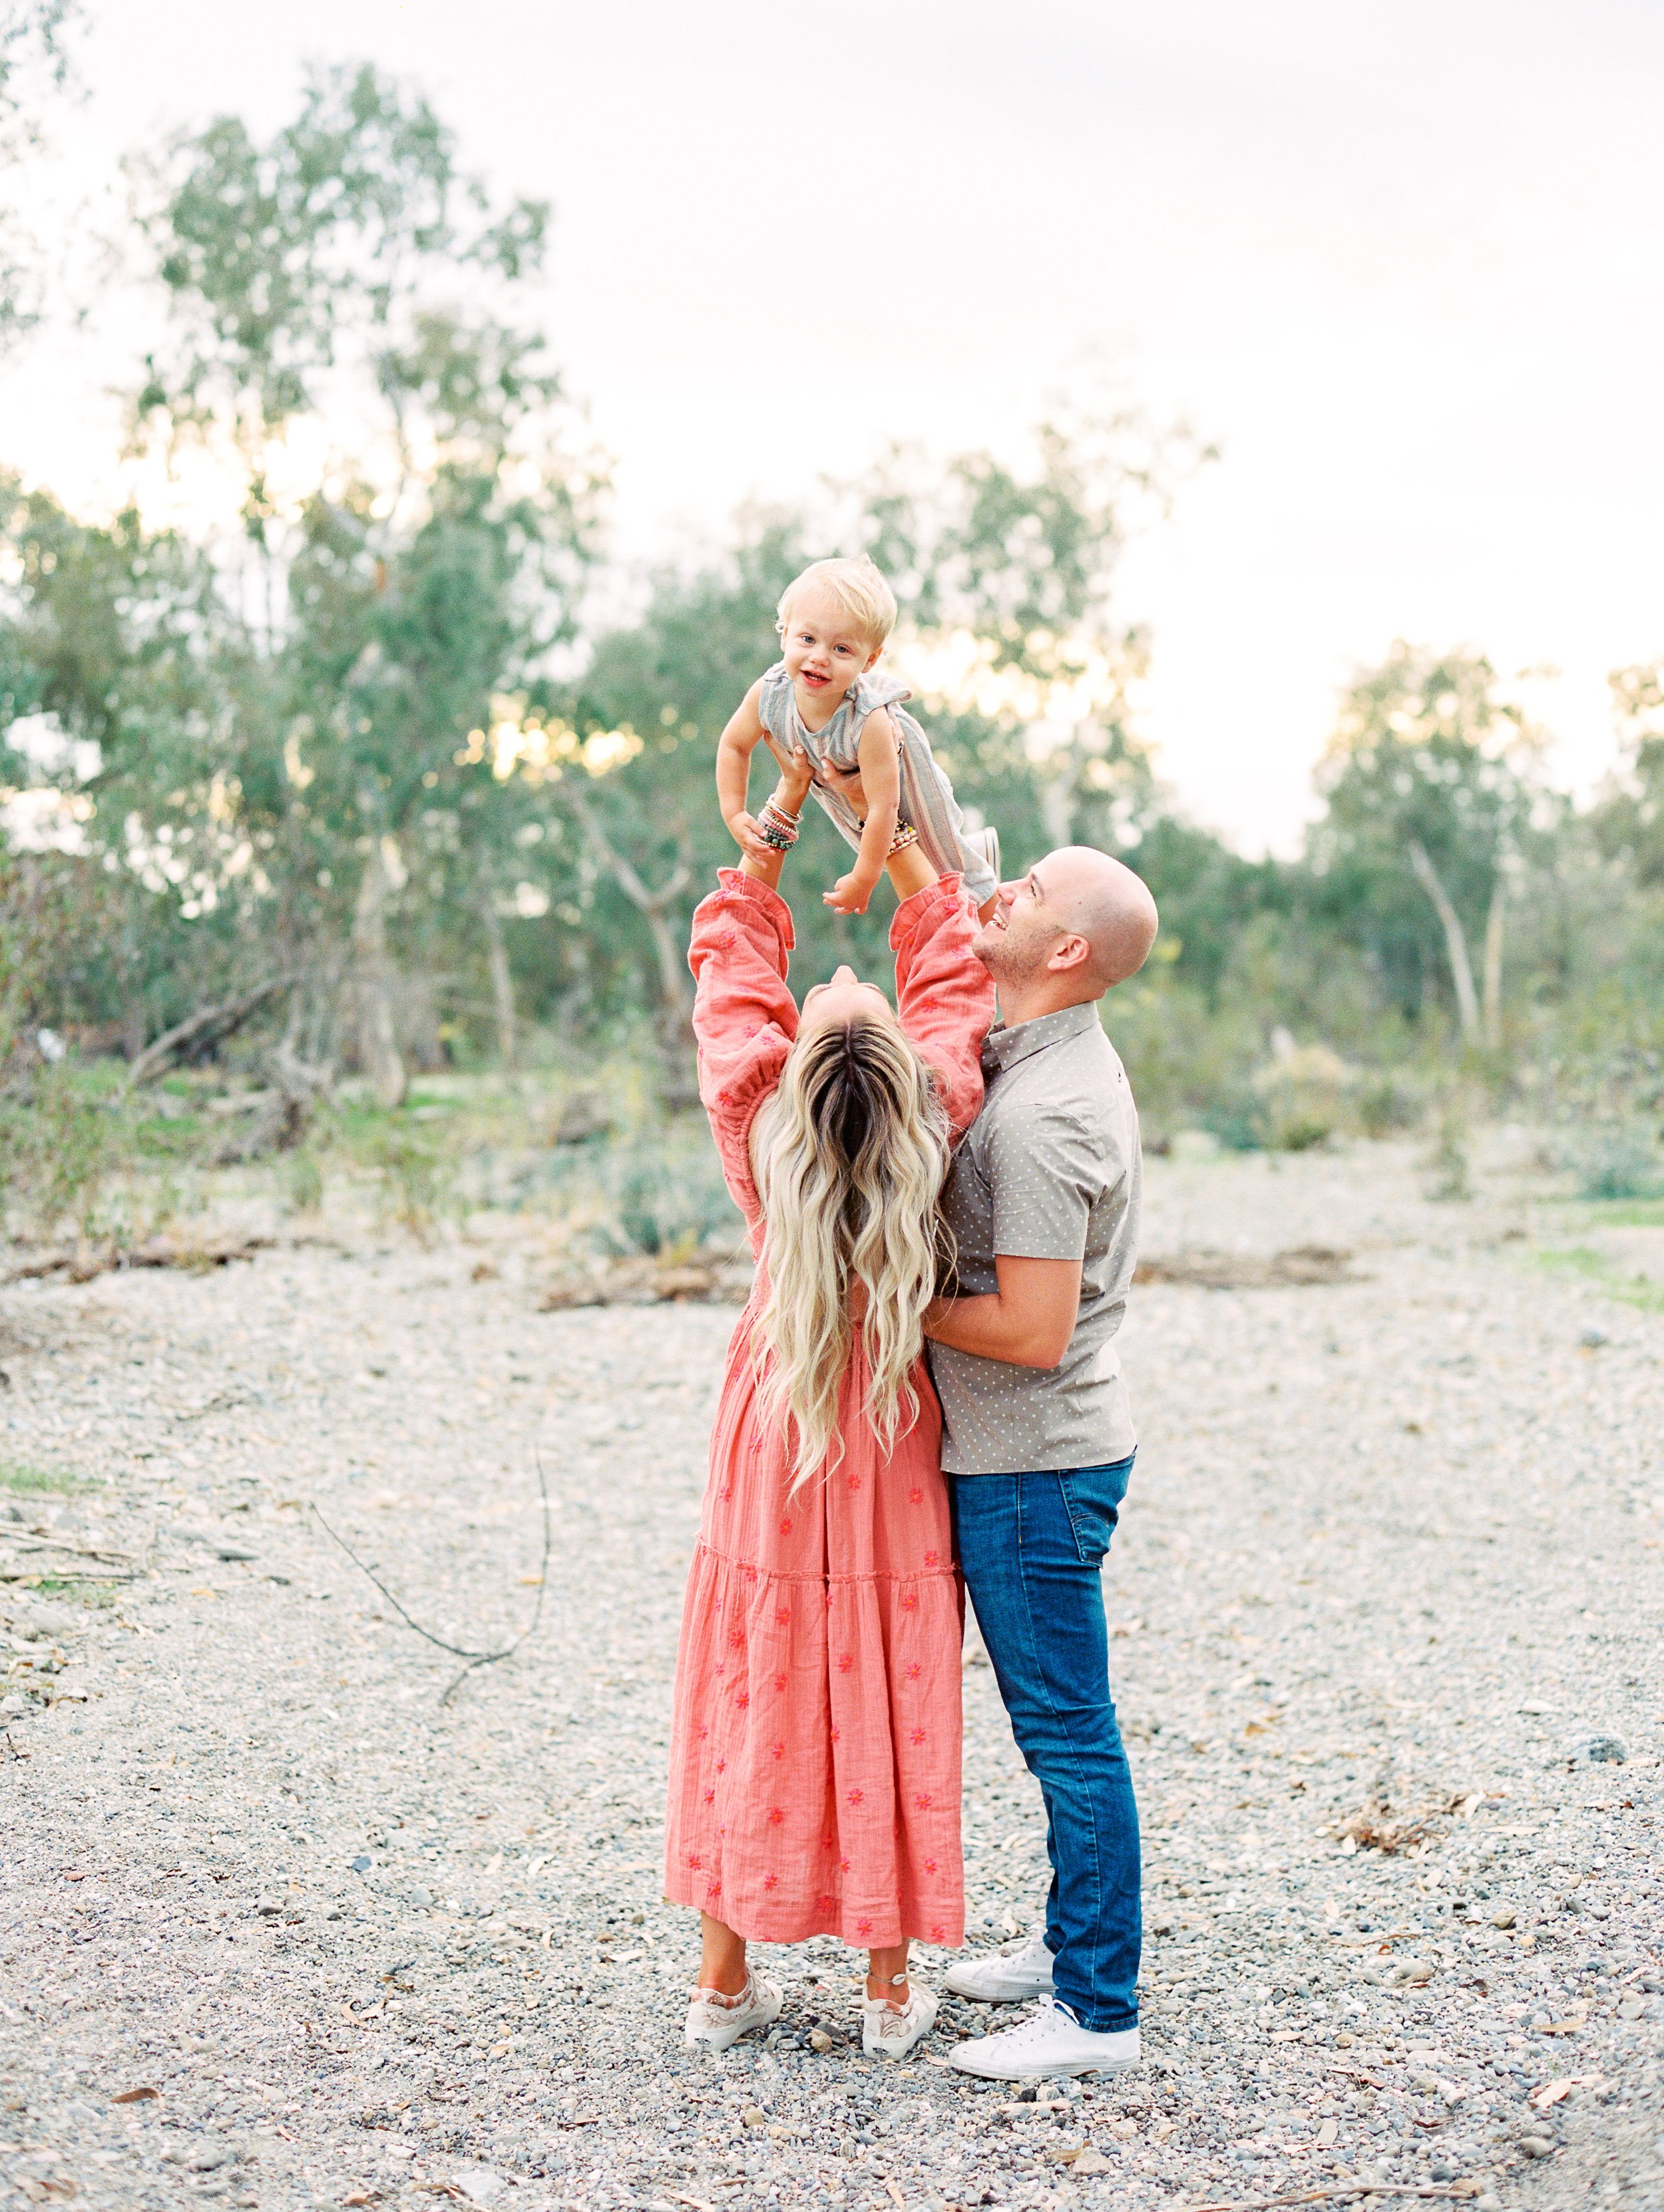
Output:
[1056,1455,1135,1568]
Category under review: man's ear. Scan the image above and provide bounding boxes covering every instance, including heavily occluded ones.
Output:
[1047,933,1092,975]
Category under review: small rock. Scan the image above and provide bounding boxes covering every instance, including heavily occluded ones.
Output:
[1490,1906,1517,1928]
[1583,1735,1627,1765]
[351,1855,372,1873]
[1073,2149,1115,2174]
[1429,2161,1457,2181]
[808,2028,835,2053]
[1617,1994,1646,2020]
[0,1692,30,1721]
[186,2145,231,2171]
[1520,2133,1556,2158]
[254,1898,281,1917]
[740,2104,766,2127]
[409,1887,433,1910]
[1579,1327,1609,1349]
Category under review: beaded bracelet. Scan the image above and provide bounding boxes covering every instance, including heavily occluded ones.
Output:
[758,796,801,850]
[887,822,919,855]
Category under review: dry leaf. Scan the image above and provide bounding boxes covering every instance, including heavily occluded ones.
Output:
[1531,2079,1573,2109]
[112,2085,159,2103]
[342,2197,375,2207]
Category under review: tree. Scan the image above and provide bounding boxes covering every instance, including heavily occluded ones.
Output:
[1593,660,1664,889]
[1307,644,1552,1045]
[119,64,604,1095]
[0,0,81,357]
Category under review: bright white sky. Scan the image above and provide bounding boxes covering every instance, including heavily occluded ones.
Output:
[6,0,1663,854]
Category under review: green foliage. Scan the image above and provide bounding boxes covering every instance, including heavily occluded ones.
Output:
[0,1458,83,1493]
[3,59,1663,1208]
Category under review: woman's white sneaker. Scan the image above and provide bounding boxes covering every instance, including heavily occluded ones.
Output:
[862,1982,938,2060]
[684,1970,783,2051]
[944,1931,1055,2003]
[946,1997,1140,2080]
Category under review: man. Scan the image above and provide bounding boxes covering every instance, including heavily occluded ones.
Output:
[925,845,1159,2082]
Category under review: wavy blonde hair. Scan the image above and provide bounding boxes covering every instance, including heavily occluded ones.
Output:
[752,1011,950,1487]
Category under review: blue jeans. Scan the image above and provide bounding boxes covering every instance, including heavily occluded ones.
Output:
[952,1454,1140,2033]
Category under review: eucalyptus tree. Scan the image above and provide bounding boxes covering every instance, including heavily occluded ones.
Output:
[1306,643,1552,1048]
[127,63,603,1098]
[0,0,81,356]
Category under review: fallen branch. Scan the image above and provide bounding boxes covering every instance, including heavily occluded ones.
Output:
[310,1448,552,1705]
[127,975,298,1088]
[2,1231,275,1285]
[1135,1246,1360,1291]
[540,1254,752,1310]
[1187,2181,1478,2211]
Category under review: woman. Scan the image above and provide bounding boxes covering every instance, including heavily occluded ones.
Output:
[664,756,995,2060]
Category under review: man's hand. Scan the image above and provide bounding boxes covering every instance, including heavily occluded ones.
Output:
[824,869,878,915]
[924,1255,1083,1369]
[726,811,774,865]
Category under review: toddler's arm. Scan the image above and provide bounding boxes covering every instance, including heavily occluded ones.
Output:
[823,708,901,915]
[715,681,776,865]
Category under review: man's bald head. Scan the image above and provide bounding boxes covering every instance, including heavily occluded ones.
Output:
[972,845,1160,1015]
[1043,845,1160,990]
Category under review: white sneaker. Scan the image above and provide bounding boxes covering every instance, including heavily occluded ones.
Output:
[683,1969,783,2052]
[946,1997,1140,2081]
[945,1931,1056,2004]
[862,1980,938,2060]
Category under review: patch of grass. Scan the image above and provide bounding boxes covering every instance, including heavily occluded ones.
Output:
[0,1460,85,1494]
[1567,1196,1664,1229]
[1538,1246,1664,1313]
[30,1577,119,1605]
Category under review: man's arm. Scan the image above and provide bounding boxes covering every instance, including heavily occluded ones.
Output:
[924,1254,1083,1370]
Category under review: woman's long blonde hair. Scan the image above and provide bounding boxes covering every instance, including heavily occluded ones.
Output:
[753,1011,950,1487]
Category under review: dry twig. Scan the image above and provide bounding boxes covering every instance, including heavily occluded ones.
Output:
[311,1450,552,1705]
[1187,2183,1476,2211]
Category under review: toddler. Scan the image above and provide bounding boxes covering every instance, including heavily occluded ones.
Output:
[715,555,1000,916]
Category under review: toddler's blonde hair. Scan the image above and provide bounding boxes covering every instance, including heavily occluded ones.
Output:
[776,554,897,651]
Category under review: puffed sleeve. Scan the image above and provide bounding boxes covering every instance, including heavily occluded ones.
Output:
[890,873,995,1144]
[689,869,799,1222]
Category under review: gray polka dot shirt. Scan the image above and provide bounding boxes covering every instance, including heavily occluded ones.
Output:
[931,1000,1142,1476]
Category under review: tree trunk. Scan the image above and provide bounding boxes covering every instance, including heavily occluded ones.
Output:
[351,840,407,1110]
[1407,839,1480,1038]
[1481,876,1506,1052]
[482,890,517,1070]
[566,789,694,1046]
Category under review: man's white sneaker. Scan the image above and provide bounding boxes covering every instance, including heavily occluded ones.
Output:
[945,1931,1056,2004]
[862,1981,938,2060]
[683,1970,783,2052]
[946,1997,1140,2080]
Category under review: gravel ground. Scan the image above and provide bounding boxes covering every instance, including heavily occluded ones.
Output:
[2,1136,1662,2212]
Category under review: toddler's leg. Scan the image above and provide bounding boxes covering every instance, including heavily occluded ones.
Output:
[895,728,998,907]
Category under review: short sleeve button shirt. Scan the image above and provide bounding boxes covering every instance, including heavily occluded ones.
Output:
[931,1000,1142,1476]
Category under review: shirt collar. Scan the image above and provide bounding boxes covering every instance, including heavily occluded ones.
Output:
[982,999,1100,1073]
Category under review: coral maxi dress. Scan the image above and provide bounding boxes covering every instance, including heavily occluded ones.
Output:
[664,869,994,1951]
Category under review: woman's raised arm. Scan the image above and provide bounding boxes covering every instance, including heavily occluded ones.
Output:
[889,871,996,1144]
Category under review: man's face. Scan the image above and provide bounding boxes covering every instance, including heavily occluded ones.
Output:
[780,589,882,708]
[972,861,1067,983]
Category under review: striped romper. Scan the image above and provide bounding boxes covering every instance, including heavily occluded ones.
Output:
[756,661,998,909]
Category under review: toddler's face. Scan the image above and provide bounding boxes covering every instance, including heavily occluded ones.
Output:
[780,588,882,705]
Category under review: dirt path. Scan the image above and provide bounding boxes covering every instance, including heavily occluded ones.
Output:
[2,1142,1661,2212]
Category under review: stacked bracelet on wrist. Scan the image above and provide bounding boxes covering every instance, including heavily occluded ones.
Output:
[757,795,801,852]
[887,821,919,855]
